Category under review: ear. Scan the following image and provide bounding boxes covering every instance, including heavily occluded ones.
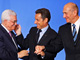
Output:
[73,10,77,16]
[44,18,48,23]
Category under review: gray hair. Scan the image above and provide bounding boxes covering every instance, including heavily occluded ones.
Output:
[1,9,17,22]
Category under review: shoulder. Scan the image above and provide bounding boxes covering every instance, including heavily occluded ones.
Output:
[49,27,57,34]
[47,26,57,37]
[29,27,38,34]
[59,23,71,29]
[0,24,5,34]
[30,27,37,31]
[30,27,37,30]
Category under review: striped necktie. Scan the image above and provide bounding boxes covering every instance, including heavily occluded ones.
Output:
[72,24,77,41]
[9,31,18,49]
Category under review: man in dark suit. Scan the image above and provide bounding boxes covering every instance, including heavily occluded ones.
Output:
[35,2,80,60]
[17,8,57,60]
[0,9,28,60]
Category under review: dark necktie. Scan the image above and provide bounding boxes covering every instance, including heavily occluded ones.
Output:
[9,31,18,49]
[72,24,77,41]
[36,29,41,42]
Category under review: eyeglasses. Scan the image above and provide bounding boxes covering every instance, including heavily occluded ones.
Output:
[10,20,17,23]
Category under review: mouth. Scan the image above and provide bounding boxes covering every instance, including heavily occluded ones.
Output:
[37,24,39,26]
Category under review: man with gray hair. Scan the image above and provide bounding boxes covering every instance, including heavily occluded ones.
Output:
[0,9,28,60]
[35,2,80,60]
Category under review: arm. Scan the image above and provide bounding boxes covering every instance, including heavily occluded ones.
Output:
[35,27,64,53]
[45,27,64,53]
[15,24,29,49]
[44,52,56,60]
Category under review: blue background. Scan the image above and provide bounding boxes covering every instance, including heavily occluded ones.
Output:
[0,0,80,60]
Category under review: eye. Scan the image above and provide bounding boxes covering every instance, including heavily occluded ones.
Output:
[36,19,39,21]
[14,20,17,23]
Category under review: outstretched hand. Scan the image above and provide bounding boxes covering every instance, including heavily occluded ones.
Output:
[18,50,29,58]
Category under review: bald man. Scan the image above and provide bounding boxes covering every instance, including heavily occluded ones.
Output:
[35,2,80,60]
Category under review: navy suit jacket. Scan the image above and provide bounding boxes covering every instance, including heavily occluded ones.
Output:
[46,23,80,60]
[0,24,18,60]
[17,26,57,60]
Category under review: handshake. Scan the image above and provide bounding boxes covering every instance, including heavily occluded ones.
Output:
[34,45,45,56]
[18,45,45,58]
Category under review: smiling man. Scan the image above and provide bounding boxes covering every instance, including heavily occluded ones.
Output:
[35,2,80,60]
[17,8,57,60]
[0,9,28,60]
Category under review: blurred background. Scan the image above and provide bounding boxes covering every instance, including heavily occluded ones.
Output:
[0,0,80,60]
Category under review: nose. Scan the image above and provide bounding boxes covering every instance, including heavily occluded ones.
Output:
[15,22,17,25]
[34,20,37,24]
[63,14,66,18]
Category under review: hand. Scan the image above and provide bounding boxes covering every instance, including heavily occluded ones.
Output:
[35,51,45,56]
[34,45,45,54]
[18,50,29,58]
[14,24,21,35]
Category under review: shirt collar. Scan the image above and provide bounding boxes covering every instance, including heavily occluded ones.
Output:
[41,25,49,33]
[71,17,80,26]
[1,24,9,33]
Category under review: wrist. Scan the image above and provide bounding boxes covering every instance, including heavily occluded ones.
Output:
[16,32,21,36]
[18,52,20,58]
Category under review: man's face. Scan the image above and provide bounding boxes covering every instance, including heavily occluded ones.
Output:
[6,15,17,31]
[63,5,74,23]
[34,13,46,29]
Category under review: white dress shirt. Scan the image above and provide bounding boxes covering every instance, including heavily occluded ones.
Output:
[71,17,80,34]
[37,25,49,43]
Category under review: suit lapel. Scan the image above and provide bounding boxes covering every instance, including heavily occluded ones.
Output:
[0,24,12,41]
[0,24,17,50]
[65,23,80,45]
[37,27,50,44]
[65,23,74,45]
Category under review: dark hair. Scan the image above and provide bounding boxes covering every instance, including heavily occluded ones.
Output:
[35,8,51,22]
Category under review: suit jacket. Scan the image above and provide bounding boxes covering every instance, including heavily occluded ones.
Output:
[0,24,18,60]
[17,26,57,60]
[46,23,80,60]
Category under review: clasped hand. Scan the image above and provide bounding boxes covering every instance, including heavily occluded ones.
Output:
[34,45,45,56]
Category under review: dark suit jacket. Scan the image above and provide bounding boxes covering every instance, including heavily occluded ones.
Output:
[45,23,80,60]
[0,24,18,60]
[17,26,57,60]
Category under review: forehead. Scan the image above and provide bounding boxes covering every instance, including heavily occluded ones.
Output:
[35,13,42,18]
[10,15,17,20]
[63,5,71,13]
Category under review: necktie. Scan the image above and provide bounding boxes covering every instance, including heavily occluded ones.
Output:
[72,24,77,41]
[9,32,18,49]
[36,29,42,42]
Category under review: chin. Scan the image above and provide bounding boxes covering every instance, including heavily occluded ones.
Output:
[37,26,41,29]
[37,26,39,29]
[66,20,70,23]
[66,21,69,23]
[66,21,70,23]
